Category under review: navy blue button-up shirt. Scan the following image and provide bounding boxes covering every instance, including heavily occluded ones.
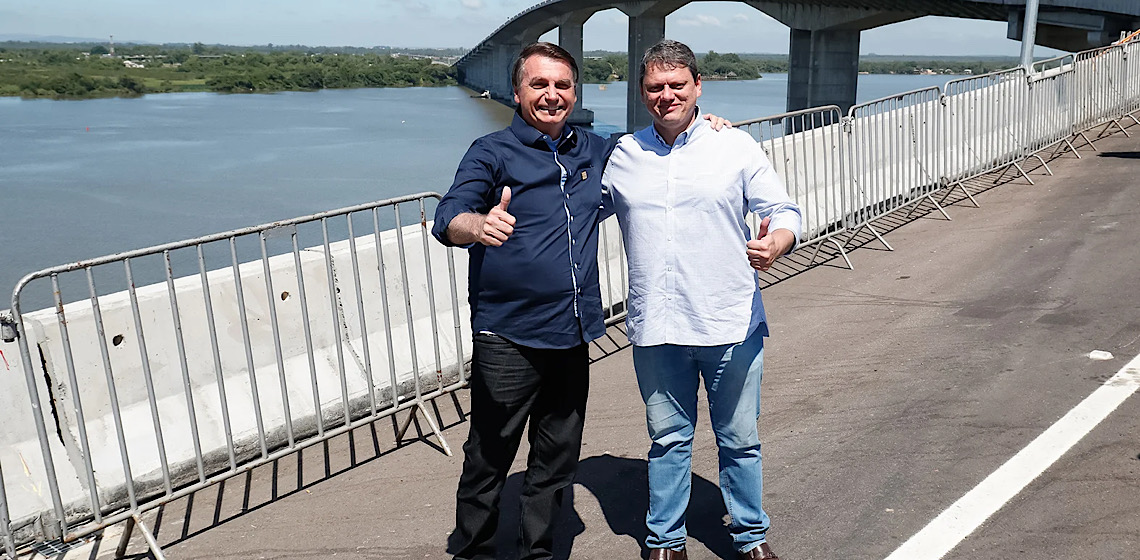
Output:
[433,113,615,349]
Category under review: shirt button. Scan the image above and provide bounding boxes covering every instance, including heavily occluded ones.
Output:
[666,266,672,271]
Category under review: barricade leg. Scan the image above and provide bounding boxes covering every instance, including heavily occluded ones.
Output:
[1097,119,1130,138]
[1029,154,1054,176]
[809,238,853,270]
[115,514,167,560]
[989,161,1034,186]
[842,223,893,254]
[1076,131,1099,151]
[1013,162,1034,185]
[1061,138,1082,159]
[395,399,453,457]
[940,182,981,208]
[903,195,951,221]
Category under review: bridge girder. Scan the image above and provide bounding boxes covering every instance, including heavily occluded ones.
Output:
[454,0,1140,130]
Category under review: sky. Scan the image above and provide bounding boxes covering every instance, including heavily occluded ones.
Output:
[1,0,1063,57]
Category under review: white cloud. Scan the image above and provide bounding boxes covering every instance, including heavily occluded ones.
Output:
[460,0,484,9]
[731,13,749,23]
[676,14,723,27]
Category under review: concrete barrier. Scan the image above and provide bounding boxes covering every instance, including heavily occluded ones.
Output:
[3,217,482,547]
[0,315,87,543]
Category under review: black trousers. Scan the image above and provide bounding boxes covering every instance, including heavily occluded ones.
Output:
[451,333,590,560]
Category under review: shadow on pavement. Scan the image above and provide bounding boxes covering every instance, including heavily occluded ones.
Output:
[1097,151,1140,158]
[482,454,736,559]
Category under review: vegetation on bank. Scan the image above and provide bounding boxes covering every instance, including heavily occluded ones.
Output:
[0,41,1024,99]
[582,51,771,82]
[581,50,1022,84]
[0,42,459,99]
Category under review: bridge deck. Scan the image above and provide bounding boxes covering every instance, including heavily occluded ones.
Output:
[30,129,1140,559]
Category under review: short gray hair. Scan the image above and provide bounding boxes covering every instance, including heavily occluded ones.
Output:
[639,39,700,86]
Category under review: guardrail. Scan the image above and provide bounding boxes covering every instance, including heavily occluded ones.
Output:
[4,37,1140,560]
[737,40,1139,270]
[1,194,470,559]
[736,106,851,267]
[0,190,630,560]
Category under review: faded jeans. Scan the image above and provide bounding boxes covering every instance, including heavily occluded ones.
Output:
[632,327,770,554]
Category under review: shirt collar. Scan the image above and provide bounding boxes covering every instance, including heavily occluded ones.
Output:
[649,107,707,149]
[509,111,577,151]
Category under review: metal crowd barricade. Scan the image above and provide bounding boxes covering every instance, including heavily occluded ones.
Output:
[1123,40,1140,127]
[598,217,630,327]
[735,106,852,267]
[1,192,468,559]
[1025,55,1079,172]
[846,86,946,245]
[1073,44,1129,141]
[942,67,1031,194]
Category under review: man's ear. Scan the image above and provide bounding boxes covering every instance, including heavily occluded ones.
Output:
[513,90,520,105]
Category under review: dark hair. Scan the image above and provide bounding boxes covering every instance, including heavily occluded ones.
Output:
[512,42,579,90]
[639,39,700,86]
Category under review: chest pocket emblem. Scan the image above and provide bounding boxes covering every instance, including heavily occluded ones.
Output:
[581,171,588,181]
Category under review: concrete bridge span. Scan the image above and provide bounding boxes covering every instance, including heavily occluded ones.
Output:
[454,0,1140,131]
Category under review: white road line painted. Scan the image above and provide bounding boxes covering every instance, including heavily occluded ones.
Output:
[884,352,1140,560]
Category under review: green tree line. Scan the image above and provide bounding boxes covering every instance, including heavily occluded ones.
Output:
[0,45,458,99]
[580,50,1020,83]
[0,42,1024,98]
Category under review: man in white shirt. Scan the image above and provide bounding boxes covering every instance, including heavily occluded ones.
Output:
[601,39,801,560]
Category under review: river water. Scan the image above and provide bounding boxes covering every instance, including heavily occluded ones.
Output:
[1,73,953,297]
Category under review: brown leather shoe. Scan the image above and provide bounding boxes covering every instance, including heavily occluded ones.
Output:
[648,547,688,560]
[739,542,779,559]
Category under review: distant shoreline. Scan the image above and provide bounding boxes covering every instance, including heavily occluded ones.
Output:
[0,42,1016,100]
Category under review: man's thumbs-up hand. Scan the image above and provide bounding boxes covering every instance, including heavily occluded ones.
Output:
[746,216,795,272]
[477,186,516,247]
[497,186,511,212]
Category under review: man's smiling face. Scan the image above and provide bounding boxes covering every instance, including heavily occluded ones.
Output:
[514,55,577,138]
[641,62,702,137]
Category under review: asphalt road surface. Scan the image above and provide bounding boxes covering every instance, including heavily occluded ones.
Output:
[35,130,1140,560]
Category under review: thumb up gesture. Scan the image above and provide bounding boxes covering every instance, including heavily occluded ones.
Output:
[478,187,516,247]
[746,216,794,272]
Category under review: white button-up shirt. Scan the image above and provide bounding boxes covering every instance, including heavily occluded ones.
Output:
[602,113,802,347]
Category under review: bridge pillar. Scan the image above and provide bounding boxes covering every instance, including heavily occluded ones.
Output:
[560,19,595,126]
[492,42,522,103]
[786,28,860,114]
[625,14,666,132]
[748,2,915,115]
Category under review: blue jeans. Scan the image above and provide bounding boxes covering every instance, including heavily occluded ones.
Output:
[632,327,770,554]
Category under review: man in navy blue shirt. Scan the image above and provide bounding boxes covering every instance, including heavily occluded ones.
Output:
[433,43,611,560]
